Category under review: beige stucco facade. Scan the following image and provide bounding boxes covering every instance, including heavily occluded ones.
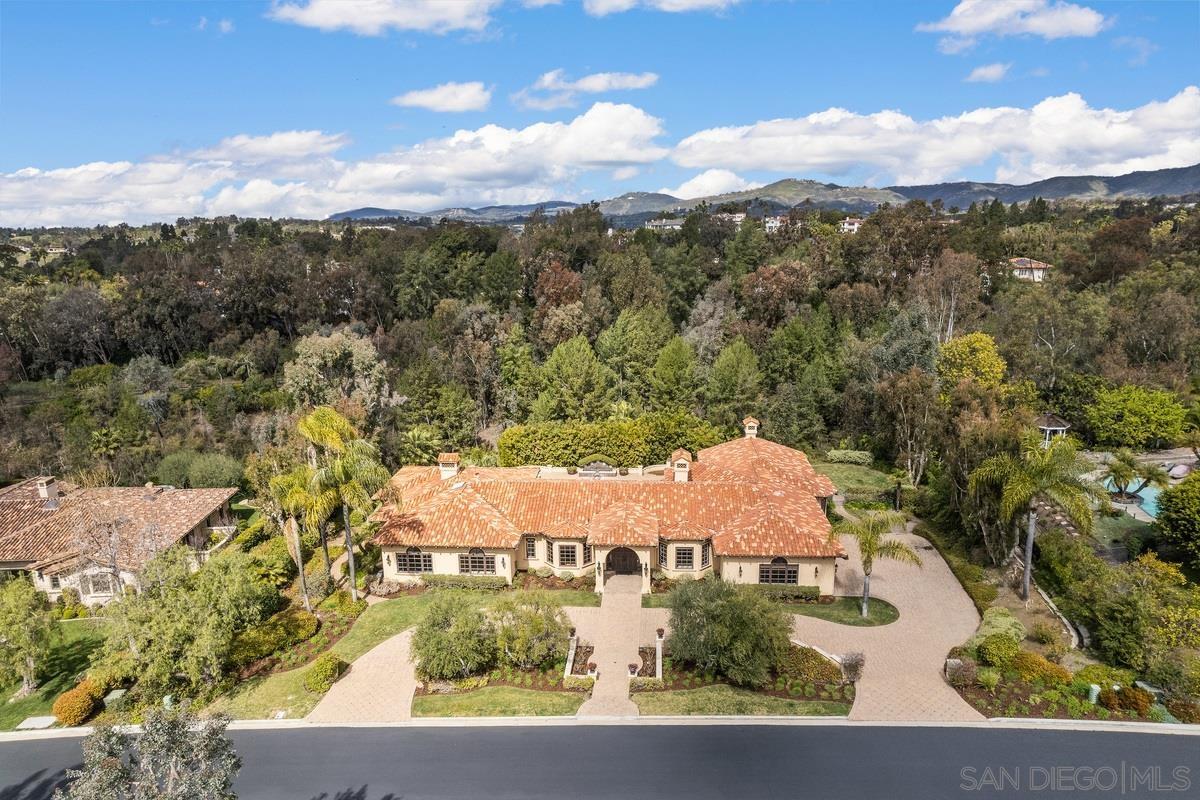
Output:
[719,555,837,596]
[382,545,518,585]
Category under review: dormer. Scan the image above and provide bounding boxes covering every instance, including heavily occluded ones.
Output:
[671,448,692,483]
[438,452,461,480]
[742,416,759,439]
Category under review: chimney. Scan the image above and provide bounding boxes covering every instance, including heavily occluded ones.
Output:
[143,483,164,500]
[742,416,759,439]
[671,449,692,483]
[36,477,59,510]
[438,452,461,480]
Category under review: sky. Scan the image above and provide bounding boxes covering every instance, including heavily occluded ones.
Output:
[0,0,1198,226]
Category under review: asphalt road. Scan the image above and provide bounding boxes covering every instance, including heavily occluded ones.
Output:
[2,724,1198,800]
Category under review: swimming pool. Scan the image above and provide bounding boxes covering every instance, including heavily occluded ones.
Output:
[1104,478,1161,518]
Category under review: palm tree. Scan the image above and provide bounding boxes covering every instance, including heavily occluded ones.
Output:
[834,510,921,617]
[969,432,1105,601]
[267,466,318,612]
[1102,448,1169,503]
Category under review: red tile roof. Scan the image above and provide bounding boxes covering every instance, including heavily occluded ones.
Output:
[374,434,843,559]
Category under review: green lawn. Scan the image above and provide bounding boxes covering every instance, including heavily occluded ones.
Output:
[811,462,895,496]
[0,619,109,731]
[642,593,671,608]
[791,597,898,627]
[632,685,850,716]
[545,589,601,607]
[1093,512,1152,548]
[412,686,586,717]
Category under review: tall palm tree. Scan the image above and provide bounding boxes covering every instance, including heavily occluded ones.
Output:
[969,432,1105,601]
[1102,448,1169,502]
[268,466,319,612]
[311,436,390,602]
[834,510,921,617]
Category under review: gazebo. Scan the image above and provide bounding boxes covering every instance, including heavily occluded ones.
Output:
[1034,412,1070,448]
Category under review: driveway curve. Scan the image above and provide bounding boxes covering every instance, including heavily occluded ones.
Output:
[307,630,415,723]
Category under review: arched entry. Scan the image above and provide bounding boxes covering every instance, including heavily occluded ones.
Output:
[606,547,640,575]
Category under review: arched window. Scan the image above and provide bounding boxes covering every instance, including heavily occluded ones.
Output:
[460,548,496,575]
[759,556,799,585]
[396,546,432,573]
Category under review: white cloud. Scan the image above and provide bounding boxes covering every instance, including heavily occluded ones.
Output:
[1114,36,1158,67]
[514,68,658,109]
[612,166,640,180]
[196,16,208,31]
[190,130,350,163]
[965,63,1011,83]
[268,0,503,36]
[0,103,668,226]
[660,169,757,198]
[671,86,1200,185]
[918,0,1108,53]
[218,19,235,34]
[392,81,492,112]
[584,0,741,15]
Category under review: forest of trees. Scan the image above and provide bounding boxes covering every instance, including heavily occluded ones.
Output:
[2,198,1198,563]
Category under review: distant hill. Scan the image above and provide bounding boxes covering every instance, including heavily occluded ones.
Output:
[329,163,1200,224]
[888,163,1200,208]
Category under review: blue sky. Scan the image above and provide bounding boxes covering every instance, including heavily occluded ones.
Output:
[1,0,1197,225]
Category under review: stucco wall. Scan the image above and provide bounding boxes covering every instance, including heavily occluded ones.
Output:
[515,535,593,578]
[382,545,517,584]
[656,540,713,580]
[718,556,837,596]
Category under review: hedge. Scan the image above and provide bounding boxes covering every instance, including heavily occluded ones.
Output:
[916,523,997,614]
[422,574,510,591]
[824,450,872,466]
[563,675,597,691]
[52,686,97,726]
[749,584,821,603]
[304,652,347,694]
[497,412,722,468]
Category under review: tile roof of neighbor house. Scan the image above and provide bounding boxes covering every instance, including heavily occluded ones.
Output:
[1008,257,1053,270]
[0,478,235,572]
[373,435,844,559]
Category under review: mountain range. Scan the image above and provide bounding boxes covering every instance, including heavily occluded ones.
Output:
[329,163,1200,225]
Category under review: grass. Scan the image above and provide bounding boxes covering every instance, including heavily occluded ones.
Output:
[0,619,109,731]
[1093,512,1152,548]
[632,685,850,716]
[412,686,586,717]
[544,589,601,606]
[791,596,898,626]
[642,593,671,608]
[811,462,895,496]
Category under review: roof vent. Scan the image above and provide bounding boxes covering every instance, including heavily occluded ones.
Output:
[438,452,462,480]
[742,416,759,439]
[36,477,59,510]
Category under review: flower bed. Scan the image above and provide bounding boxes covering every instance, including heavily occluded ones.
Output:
[236,611,356,679]
[519,571,594,592]
[955,679,1160,722]
[416,662,592,697]
[571,645,594,676]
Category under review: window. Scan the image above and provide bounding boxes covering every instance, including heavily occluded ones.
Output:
[759,557,799,585]
[396,547,433,573]
[658,539,667,567]
[558,544,578,567]
[459,548,496,575]
[81,573,115,596]
[675,546,694,570]
[701,541,711,568]
[525,537,537,559]
[544,538,554,566]
[582,544,593,565]
[49,575,61,590]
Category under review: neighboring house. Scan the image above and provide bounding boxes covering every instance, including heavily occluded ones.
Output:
[643,218,684,232]
[0,477,237,605]
[374,418,845,595]
[838,217,864,234]
[1008,257,1053,282]
[763,216,787,234]
[714,212,747,225]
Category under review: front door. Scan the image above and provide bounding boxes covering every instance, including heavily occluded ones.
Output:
[606,547,639,575]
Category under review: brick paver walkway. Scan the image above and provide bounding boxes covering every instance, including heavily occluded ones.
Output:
[575,575,642,717]
[307,630,415,723]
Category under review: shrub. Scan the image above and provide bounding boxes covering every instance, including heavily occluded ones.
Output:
[825,449,872,466]
[305,562,333,601]
[841,652,865,683]
[249,536,298,589]
[320,590,367,618]
[303,653,347,694]
[52,687,97,726]
[749,584,821,603]
[75,678,104,701]
[1147,649,1200,699]
[1157,473,1200,568]
[498,412,722,468]
[1011,651,1072,687]
[155,450,199,487]
[1074,664,1136,689]
[666,579,791,688]
[947,658,978,689]
[977,668,1001,695]
[967,608,1027,653]
[1098,688,1121,711]
[1029,621,1058,645]
[230,607,320,666]
[576,453,616,467]
[493,591,570,670]
[629,677,664,691]
[186,452,244,489]
[86,662,128,696]
[534,567,554,579]
[1044,642,1068,664]
[413,593,497,680]
[1116,686,1154,717]
[564,675,597,691]
[977,634,1020,669]
[1165,698,1200,724]
[422,574,509,591]
[778,646,842,684]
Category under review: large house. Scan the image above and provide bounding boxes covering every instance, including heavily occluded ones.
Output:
[373,418,845,595]
[0,477,237,605]
[1008,257,1053,282]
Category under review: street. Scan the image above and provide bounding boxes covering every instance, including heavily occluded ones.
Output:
[2,724,1198,799]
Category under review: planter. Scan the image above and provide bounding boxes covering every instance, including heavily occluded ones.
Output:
[628,663,639,676]
[587,662,597,677]
[656,628,664,640]
[569,627,576,638]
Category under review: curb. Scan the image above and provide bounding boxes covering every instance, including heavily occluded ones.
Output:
[3,715,1197,744]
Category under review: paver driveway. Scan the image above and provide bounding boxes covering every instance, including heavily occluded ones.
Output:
[307,630,415,723]
[574,575,642,717]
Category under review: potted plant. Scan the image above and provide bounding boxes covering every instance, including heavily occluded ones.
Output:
[569,627,576,638]
[587,662,597,676]
[628,663,639,676]
[656,627,665,640]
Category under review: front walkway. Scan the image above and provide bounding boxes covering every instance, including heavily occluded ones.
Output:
[574,575,642,717]
[307,630,415,723]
